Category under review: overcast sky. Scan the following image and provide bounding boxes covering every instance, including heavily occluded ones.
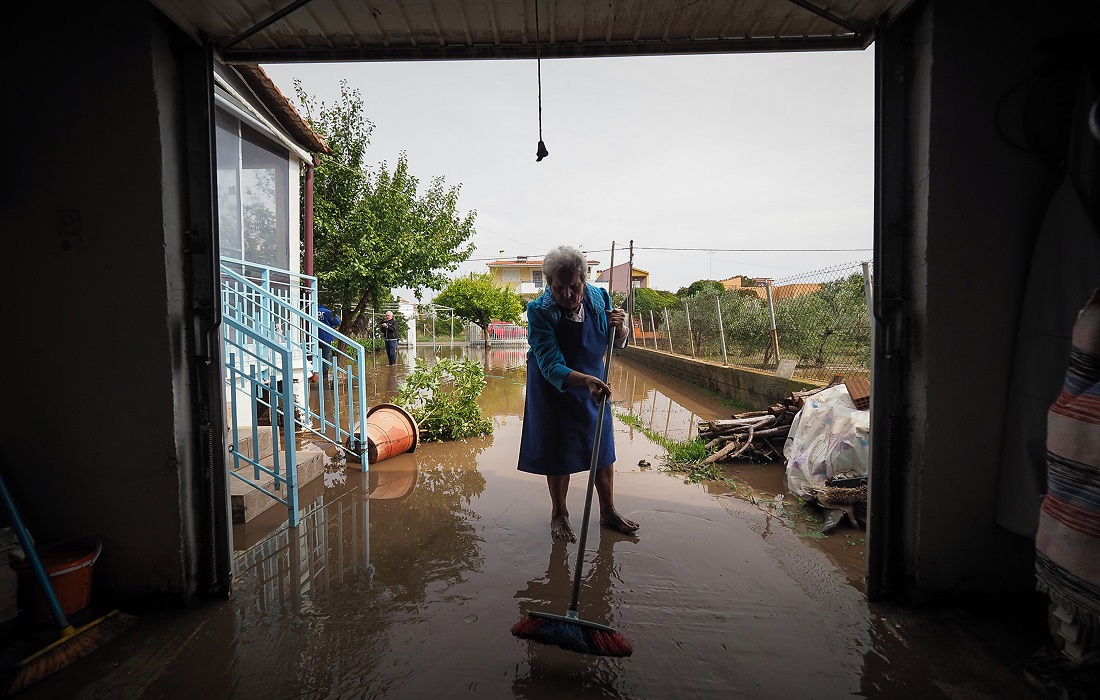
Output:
[262,46,874,298]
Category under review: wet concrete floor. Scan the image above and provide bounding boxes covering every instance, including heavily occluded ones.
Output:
[25,344,1047,699]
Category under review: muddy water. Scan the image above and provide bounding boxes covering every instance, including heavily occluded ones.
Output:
[28,343,1042,699]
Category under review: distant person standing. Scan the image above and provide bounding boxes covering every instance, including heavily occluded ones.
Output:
[379,311,399,365]
[314,304,341,382]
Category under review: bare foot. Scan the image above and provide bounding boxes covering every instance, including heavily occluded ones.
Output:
[600,510,640,535]
[551,515,577,543]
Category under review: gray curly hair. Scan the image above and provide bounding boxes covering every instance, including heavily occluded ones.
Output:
[542,246,586,285]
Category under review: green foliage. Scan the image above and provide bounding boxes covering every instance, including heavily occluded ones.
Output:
[667,289,769,358]
[676,279,726,298]
[770,273,870,367]
[294,80,477,331]
[663,270,871,374]
[610,290,627,309]
[664,437,711,465]
[395,357,493,441]
[632,287,680,313]
[433,273,524,337]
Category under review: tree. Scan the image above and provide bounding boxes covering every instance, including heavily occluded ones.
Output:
[769,273,869,367]
[633,287,680,313]
[295,80,477,334]
[676,279,726,298]
[433,273,524,344]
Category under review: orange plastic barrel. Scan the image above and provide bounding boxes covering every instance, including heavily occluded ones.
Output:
[364,403,420,464]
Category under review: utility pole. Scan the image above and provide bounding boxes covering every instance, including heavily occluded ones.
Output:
[627,240,634,318]
[608,241,616,303]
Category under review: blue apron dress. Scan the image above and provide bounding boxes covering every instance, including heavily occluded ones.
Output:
[518,297,616,475]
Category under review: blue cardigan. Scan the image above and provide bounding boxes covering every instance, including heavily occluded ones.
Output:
[526,284,613,392]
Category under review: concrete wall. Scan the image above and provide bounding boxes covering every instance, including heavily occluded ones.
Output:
[619,347,820,409]
[2,2,203,599]
[884,0,1099,599]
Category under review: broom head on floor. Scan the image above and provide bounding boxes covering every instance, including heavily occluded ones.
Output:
[3,609,138,694]
[511,610,633,657]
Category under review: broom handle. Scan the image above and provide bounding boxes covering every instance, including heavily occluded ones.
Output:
[0,466,72,631]
[569,324,617,613]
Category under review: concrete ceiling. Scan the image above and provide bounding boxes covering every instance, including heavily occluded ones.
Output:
[153,0,914,64]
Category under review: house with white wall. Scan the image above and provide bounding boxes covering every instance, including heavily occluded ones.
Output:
[488,253,601,305]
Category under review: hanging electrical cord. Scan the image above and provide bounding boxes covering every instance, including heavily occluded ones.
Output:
[535,0,549,162]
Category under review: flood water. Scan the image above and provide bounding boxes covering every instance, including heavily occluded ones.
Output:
[27,343,1044,699]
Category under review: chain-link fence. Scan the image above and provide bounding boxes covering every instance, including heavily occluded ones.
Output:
[631,261,872,383]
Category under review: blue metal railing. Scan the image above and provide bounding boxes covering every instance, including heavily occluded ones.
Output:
[220,257,318,374]
[220,259,370,523]
[224,317,300,524]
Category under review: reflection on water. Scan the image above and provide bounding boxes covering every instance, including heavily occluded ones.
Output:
[233,486,373,614]
[368,452,419,501]
[608,356,720,443]
[232,451,423,611]
[233,434,490,615]
[512,530,638,698]
[365,341,531,372]
[411,342,529,371]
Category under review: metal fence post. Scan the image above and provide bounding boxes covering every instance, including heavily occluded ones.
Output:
[715,294,729,365]
[663,307,674,354]
[649,310,658,350]
[684,301,696,357]
[862,261,874,379]
[765,280,781,369]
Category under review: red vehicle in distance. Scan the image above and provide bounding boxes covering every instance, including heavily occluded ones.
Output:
[487,322,527,341]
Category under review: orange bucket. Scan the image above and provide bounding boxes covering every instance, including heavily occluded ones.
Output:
[15,537,101,623]
[364,403,419,464]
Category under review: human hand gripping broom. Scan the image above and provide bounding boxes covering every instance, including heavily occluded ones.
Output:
[510,321,633,657]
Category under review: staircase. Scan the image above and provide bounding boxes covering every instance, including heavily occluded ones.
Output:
[221,258,369,527]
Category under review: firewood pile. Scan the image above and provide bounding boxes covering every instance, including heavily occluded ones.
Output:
[696,385,835,464]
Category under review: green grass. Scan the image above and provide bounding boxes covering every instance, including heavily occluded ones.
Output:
[614,410,734,486]
[614,411,696,456]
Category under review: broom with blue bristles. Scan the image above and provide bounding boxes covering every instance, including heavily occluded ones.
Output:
[511,261,633,657]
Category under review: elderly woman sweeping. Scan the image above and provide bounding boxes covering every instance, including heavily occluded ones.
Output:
[518,245,640,542]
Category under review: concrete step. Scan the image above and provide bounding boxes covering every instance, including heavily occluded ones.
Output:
[229,425,274,463]
[230,444,326,524]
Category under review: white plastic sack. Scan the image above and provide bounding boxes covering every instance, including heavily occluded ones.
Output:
[783,384,870,498]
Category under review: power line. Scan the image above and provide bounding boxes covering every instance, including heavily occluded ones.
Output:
[462,246,871,262]
[634,247,871,252]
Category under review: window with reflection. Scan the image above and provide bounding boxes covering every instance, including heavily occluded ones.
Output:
[215,110,291,270]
